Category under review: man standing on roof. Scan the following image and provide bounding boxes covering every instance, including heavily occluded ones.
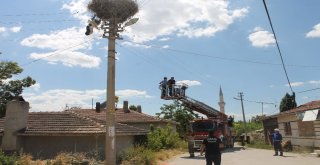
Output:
[200,130,223,165]
[272,128,283,156]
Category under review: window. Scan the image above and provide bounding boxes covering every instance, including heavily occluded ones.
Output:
[298,121,314,137]
[284,122,292,136]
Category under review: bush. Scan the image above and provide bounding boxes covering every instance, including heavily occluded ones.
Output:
[120,146,156,165]
[17,154,33,165]
[147,125,181,151]
[0,151,17,165]
[234,121,263,136]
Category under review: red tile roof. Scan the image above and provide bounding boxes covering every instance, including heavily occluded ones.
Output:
[288,100,320,113]
[0,111,148,136]
[69,108,178,125]
[264,100,320,118]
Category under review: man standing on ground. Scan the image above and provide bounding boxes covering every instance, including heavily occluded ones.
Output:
[272,128,283,156]
[200,130,223,165]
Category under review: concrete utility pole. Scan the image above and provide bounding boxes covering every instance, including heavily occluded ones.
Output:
[105,19,117,165]
[86,1,139,164]
[239,92,247,142]
[234,92,247,143]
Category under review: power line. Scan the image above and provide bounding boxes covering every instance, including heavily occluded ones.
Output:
[119,40,320,69]
[21,36,98,67]
[262,0,294,93]
[297,87,320,94]
[0,11,79,17]
[0,19,79,25]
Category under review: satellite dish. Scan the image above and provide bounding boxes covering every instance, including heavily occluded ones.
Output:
[124,18,139,27]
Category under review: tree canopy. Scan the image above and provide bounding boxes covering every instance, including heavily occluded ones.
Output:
[0,62,36,117]
[156,101,199,138]
[279,92,297,112]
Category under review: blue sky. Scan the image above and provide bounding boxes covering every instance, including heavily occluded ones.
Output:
[1,0,320,120]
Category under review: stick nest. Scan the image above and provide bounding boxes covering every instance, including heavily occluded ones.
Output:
[88,0,139,23]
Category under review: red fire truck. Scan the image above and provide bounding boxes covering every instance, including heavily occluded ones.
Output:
[159,79,235,156]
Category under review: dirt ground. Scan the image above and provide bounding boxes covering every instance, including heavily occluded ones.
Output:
[160,146,319,165]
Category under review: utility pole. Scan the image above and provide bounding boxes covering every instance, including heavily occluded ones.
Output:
[239,92,247,142]
[86,1,139,164]
[105,18,117,165]
[234,92,247,143]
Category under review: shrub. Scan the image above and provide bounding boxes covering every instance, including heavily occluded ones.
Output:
[51,153,72,165]
[17,154,33,165]
[120,146,156,165]
[147,125,181,151]
[0,151,17,165]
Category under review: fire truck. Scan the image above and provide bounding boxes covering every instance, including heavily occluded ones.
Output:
[159,78,235,155]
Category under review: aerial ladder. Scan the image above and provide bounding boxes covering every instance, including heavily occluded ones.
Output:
[159,78,235,156]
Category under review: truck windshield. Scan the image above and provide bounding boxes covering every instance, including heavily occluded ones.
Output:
[192,122,214,132]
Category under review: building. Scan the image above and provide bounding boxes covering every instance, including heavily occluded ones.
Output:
[0,99,177,159]
[263,100,320,148]
[218,86,226,114]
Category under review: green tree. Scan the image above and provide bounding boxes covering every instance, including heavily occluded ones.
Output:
[279,92,297,112]
[129,105,137,111]
[0,62,36,117]
[156,101,199,138]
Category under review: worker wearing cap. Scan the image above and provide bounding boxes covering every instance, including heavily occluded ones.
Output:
[200,130,223,165]
[272,128,283,156]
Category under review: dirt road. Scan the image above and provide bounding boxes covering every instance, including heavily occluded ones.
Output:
[161,146,319,165]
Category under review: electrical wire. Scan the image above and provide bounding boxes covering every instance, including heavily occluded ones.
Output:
[0,19,79,25]
[297,87,320,94]
[119,40,320,69]
[21,36,98,67]
[262,0,294,93]
[0,11,79,17]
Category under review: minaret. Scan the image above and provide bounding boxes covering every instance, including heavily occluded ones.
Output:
[218,86,225,114]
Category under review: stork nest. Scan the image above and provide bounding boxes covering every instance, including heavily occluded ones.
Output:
[88,0,139,23]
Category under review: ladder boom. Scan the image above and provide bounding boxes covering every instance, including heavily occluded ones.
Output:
[179,96,222,117]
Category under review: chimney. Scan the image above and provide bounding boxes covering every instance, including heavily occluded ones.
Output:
[123,101,129,113]
[96,102,101,113]
[2,98,29,152]
[137,105,142,113]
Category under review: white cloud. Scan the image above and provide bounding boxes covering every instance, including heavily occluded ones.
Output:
[306,23,320,38]
[23,89,106,112]
[10,26,22,33]
[124,0,248,42]
[285,82,304,87]
[248,27,275,47]
[0,27,6,33]
[116,89,152,98]
[162,45,169,49]
[120,41,151,49]
[30,83,41,91]
[62,0,90,24]
[23,88,152,112]
[21,27,101,68]
[309,80,320,85]
[302,96,309,100]
[21,27,90,50]
[159,37,170,41]
[176,80,201,87]
[29,50,101,68]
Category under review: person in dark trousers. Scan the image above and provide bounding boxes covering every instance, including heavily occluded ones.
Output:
[167,77,175,96]
[200,130,223,165]
[272,128,283,156]
[160,77,167,98]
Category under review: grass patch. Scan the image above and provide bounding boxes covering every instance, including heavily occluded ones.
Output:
[246,140,273,150]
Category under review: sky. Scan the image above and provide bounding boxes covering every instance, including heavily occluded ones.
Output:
[1,0,320,121]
